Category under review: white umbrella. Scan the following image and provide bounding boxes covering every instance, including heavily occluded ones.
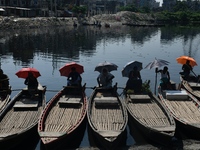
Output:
[94,61,118,73]
[122,61,143,77]
[144,58,170,94]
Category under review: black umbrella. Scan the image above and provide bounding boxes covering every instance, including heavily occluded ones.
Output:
[122,60,143,78]
[94,61,118,73]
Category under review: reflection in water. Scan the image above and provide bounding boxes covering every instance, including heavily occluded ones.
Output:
[0,25,200,149]
[160,27,200,58]
[1,26,200,68]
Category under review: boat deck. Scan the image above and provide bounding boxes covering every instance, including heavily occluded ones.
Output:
[90,92,126,132]
[126,95,172,127]
[41,94,86,142]
[0,100,43,137]
[164,99,200,123]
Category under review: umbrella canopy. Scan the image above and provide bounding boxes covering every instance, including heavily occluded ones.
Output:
[176,56,197,67]
[144,58,170,69]
[15,67,41,79]
[59,62,84,77]
[122,61,143,77]
[94,61,118,72]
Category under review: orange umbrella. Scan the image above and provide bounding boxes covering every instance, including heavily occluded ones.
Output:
[59,62,84,77]
[176,56,197,67]
[15,67,41,79]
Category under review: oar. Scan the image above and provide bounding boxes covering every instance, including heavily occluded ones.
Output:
[118,87,125,89]
[191,70,197,78]
[86,86,96,90]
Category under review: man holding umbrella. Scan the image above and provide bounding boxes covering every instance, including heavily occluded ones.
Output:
[24,72,39,99]
[179,60,193,80]
[97,68,114,88]
[67,67,82,87]
[155,66,172,90]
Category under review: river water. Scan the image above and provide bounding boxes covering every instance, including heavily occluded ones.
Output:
[1,25,200,149]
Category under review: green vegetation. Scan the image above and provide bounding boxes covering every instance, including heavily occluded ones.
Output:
[72,6,87,14]
[119,1,200,23]
[155,11,200,23]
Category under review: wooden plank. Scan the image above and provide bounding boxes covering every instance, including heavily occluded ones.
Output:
[129,94,151,103]
[98,130,121,137]
[39,131,66,137]
[13,99,38,108]
[94,97,118,101]
[129,94,150,100]
[94,96,118,106]
[166,90,188,100]
[152,126,175,132]
[188,82,200,88]
[58,95,82,105]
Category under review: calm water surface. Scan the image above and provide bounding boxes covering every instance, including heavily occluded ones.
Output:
[1,25,200,149]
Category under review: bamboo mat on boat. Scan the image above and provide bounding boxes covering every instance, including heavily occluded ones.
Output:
[41,100,85,140]
[0,106,43,135]
[183,81,200,98]
[164,100,200,123]
[127,102,171,127]
[90,101,125,131]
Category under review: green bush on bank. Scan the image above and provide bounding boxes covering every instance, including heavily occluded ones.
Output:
[156,11,200,22]
[119,4,200,22]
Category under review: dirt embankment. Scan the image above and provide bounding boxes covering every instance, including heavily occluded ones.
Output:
[0,11,159,30]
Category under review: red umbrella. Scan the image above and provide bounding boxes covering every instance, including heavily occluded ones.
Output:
[15,67,41,79]
[59,62,84,77]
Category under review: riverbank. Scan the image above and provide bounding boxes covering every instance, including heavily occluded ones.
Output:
[0,11,161,30]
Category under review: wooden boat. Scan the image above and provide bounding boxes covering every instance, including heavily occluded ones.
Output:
[158,87,200,140]
[0,84,46,150]
[0,86,11,113]
[180,75,200,99]
[87,86,128,150]
[124,91,175,146]
[38,85,87,150]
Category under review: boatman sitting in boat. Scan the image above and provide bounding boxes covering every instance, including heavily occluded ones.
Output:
[67,67,82,87]
[125,66,142,93]
[24,72,39,99]
[179,60,193,81]
[156,66,172,90]
[0,69,10,97]
[97,68,114,88]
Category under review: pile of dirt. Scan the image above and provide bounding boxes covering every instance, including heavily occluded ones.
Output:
[0,16,76,29]
[0,11,157,30]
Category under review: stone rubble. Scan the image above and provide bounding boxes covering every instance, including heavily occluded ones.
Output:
[0,11,157,30]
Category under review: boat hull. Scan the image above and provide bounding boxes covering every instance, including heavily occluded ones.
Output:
[87,86,128,150]
[175,118,200,139]
[125,92,175,147]
[180,75,200,100]
[158,89,200,140]
[40,117,87,150]
[87,123,127,149]
[0,87,11,113]
[128,112,174,146]
[38,86,87,150]
[0,86,46,150]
